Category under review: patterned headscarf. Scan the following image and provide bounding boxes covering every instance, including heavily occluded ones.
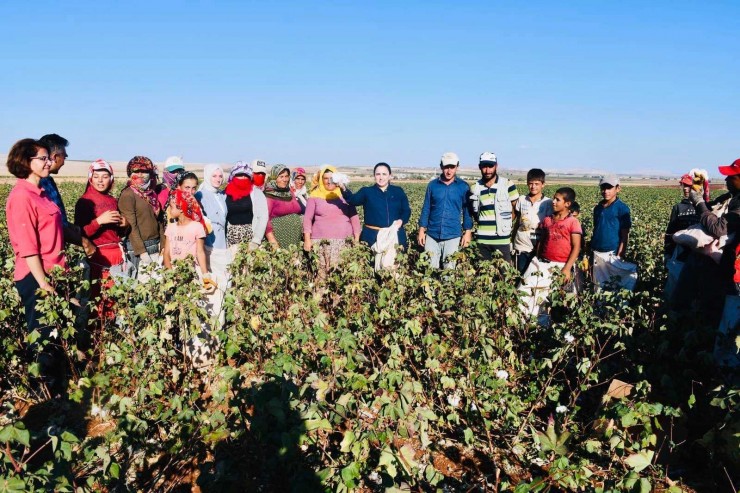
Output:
[228,160,253,182]
[225,161,254,200]
[86,159,114,190]
[171,188,207,230]
[264,164,293,201]
[309,165,341,201]
[126,156,160,214]
[126,155,156,176]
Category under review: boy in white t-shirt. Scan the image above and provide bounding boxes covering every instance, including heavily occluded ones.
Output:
[513,168,553,274]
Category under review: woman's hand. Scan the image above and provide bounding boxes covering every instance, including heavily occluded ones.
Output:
[39,281,54,293]
[97,210,122,225]
[561,267,572,282]
[304,238,312,252]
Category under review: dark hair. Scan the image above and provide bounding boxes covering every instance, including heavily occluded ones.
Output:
[374,162,392,175]
[38,133,69,155]
[526,168,546,182]
[6,138,50,179]
[570,201,580,214]
[554,187,576,205]
[177,171,199,186]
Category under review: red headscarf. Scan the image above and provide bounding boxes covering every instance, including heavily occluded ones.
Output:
[225,175,253,201]
[172,188,207,230]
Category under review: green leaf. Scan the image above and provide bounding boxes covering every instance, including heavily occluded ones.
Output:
[340,430,355,453]
[624,450,654,472]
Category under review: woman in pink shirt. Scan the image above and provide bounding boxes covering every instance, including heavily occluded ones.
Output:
[303,165,361,273]
[6,138,68,393]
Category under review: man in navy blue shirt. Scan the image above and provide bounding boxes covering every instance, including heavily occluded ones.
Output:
[417,152,473,269]
[38,133,96,257]
[591,174,631,257]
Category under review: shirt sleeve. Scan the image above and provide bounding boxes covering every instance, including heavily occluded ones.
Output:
[619,203,632,230]
[119,190,145,255]
[7,194,41,258]
[265,197,275,234]
[303,198,316,235]
[570,217,583,235]
[461,183,473,230]
[418,183,432,228]
[399,187,411,224]
[508,182,520,202]
[195,222,206,239]
[74,198,102,238]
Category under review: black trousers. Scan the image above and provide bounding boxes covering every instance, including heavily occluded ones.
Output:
[478,243,513,263]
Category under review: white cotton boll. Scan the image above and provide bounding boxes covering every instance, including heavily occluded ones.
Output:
[556,405,568,414]
[91,405,101,417]
[331,172,350,185]
[447,393,461,408]
[564,333,575,343]
[368,471,382,484]
[470,402,478,411]
[496,370,509,380]
[49,328,58,339]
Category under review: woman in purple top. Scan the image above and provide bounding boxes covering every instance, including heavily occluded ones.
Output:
[265,164,304,248]
[303,165,361,272]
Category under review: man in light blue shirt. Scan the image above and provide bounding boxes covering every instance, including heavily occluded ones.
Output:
[417,152,473,269]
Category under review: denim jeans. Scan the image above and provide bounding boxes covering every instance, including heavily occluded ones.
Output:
[425,236,460,269]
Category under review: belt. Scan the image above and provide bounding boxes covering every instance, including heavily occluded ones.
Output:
[364,225,383,231]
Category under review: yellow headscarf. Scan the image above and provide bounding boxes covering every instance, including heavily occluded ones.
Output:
[309,165,341,201]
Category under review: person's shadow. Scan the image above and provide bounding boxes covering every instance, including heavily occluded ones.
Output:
[197,377,324,492]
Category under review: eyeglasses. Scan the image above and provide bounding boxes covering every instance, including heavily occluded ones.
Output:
[30,156,52,162]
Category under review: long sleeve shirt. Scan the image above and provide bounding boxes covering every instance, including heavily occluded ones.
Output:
[266,195,303,234]
[197,189,228,249]
[74,187,129,248]
[418,176,473,241]
[343,184,411,247]
[303,197,361,240]
[118,187,163,256]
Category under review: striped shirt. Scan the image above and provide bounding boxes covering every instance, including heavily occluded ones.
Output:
[475,177,520,245]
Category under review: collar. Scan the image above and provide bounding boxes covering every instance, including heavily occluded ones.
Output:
[17,178,43,195]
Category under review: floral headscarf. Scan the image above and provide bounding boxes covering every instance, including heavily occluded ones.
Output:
[309,165,341,201]
[86,159,114,192]
[264,164,293,201]
[126,156,160,214]
[225,161,254,200]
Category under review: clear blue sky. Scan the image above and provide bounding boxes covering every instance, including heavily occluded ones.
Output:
[1,1,738,175]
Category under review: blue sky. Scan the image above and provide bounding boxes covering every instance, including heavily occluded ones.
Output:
[1,1,737,175]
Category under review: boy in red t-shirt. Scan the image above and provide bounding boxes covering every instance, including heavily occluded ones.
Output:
[536,187,582,281]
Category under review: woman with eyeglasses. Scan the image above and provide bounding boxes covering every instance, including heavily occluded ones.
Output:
[5,138,69,394]
[118,156,164,279]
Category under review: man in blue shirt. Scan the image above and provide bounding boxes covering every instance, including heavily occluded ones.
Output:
[38,133,96,257]
[417,152,473,269]
[591,174,631,257]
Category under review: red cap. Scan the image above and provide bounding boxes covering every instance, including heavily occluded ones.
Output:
[718,158,740,176]
[679,174,693,185]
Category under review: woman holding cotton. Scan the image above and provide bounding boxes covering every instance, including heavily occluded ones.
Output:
[303,165,361,272]
[74,160,130,305]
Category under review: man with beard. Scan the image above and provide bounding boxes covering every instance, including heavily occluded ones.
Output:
[470,152,520,262]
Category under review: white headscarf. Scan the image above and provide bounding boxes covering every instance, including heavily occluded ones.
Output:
[199,164,225,193]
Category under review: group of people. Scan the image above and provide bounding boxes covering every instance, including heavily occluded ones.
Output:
[7,133,739,392]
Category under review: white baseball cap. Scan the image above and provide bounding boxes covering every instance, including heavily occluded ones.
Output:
[251,159,267,174]
[440,152,459,166]
[479,152,497,165]
[599,174,620,187]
